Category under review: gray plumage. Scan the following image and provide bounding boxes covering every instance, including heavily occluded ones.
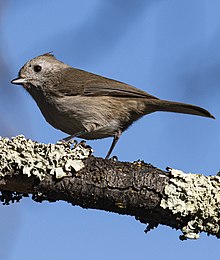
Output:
[11,53,214,158]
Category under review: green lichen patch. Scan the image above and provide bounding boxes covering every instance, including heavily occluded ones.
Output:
[160,168,220,240]
[0,135,92,180]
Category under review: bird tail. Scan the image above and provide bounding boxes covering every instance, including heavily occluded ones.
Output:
[146,99,215,119]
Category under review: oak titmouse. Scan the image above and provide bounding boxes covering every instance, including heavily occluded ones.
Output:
[11,53,214,158]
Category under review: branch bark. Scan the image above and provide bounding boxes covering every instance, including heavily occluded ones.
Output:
[0,135,219,240]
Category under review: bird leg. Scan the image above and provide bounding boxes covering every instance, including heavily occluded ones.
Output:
[61,130,87,142]
[105,130,122,159]
[61,129,122,159]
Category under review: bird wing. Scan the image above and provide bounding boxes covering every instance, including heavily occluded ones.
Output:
[58,68,159,99]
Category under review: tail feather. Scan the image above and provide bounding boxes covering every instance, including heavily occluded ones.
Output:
[148,99,215,119]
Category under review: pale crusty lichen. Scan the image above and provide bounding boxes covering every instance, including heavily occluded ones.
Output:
[160,168,220,240]
[0,135,92,180]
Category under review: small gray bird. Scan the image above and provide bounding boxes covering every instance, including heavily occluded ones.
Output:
[11,53,214,158]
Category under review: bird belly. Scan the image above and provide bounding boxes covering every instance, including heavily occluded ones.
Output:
[34,95,145,140]
[80,121,120,139]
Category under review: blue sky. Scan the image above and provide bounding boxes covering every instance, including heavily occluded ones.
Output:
[0,1,220,259]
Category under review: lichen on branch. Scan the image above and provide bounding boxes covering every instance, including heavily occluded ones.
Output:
[0,135,92,180]
[0,135,219,241]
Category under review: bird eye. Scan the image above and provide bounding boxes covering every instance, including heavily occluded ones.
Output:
[33,65,42,72]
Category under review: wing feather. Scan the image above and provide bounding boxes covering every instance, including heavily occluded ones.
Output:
[57,67,159,99]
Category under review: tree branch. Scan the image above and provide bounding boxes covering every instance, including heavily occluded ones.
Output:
[0,135,219,240]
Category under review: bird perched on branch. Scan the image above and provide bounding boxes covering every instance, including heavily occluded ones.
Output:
[11,53,214,158]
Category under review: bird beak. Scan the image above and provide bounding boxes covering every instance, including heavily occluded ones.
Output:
[11,77,27,85]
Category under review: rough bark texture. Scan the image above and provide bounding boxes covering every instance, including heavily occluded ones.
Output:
[0,135,219,240]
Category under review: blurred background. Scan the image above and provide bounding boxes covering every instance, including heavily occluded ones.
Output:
[0,0,220,259]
